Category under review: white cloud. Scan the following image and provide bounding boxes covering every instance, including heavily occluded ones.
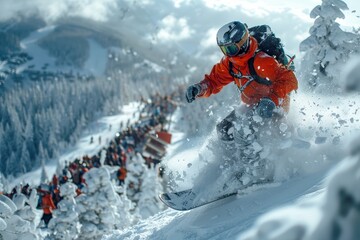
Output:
[200,28,218,49]
[201,0,241,11]
[156,15,194,42]
[202,0,360,22]
[129,0,154,6]
[0,0,118,22]
[202,0,281,17]
[78,0,118,21]
[172,0,192,8]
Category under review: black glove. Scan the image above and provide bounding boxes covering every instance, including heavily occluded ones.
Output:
[255,98,276,118]
[186,84,202,103]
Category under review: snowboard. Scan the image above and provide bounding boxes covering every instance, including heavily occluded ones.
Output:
[159,188,239,211]
[159,179,278,211]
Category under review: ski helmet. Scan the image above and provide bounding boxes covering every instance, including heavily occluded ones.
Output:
[216,21,250,57]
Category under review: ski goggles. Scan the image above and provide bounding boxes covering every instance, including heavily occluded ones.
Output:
[218,32,250,57]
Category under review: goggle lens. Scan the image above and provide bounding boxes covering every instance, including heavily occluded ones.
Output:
[220,44,240,57]
[219,38,249,57]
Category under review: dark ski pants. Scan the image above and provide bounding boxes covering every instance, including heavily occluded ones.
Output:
[42,213,53,227]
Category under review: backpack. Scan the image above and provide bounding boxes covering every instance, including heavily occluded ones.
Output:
[229,24,295,87]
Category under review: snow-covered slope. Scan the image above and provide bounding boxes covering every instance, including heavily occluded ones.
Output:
[8,102,140,190]
[19,25,108,76]
[19,25,58,71]
[240,143,360,240]
[105,148,331,240]
[104,87,360,239]
[104,133,356,240]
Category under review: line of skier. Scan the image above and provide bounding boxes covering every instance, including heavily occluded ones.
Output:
[2,92,179,227]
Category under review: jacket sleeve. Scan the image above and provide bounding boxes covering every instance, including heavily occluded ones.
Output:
[198,57,234,98]
[254,55,298,106]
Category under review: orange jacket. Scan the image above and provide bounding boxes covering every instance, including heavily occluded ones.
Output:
[118,167,127,181]
[198,36,298,111]
[42,193,56,215]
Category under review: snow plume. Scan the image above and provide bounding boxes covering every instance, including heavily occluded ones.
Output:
[239,59,360,240]
[341,56,360,92]
[169,86,360,199]
[0,0,118,22]
[238,133,360,240]
[183,104,316,201]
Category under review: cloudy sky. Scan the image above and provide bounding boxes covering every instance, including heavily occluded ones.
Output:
[1,0,359,64]
[153,0,360,62]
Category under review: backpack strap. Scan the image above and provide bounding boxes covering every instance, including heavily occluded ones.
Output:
[247,56,272,86]
[228,61,242,79]
[228,55,272,86]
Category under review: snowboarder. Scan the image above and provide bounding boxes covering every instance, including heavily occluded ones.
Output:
[185,21,298,142]
[160,21,299,211]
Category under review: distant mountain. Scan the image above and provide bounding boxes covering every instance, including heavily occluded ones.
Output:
[0,15,199,177]
[0,16,45,55]
[0,15,200,88]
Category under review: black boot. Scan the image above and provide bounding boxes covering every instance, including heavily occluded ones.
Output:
[216,110,236,141]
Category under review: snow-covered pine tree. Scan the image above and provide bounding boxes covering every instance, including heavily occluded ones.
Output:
[134,165,165,219]
[47,182,81,240]
[55,160,63,178]
[19,142,31,174]
[0,174,4,193]
[23,116,36,164]
[76,167,132,240]
[0,54,186,176]
[12,189,42,234]
[0,195,16,239]
[300,0,359,93]
[0,194,40,240]
[0,126,4,176]
[125,152,147,201]
[40,160,48,184]
[100,149,107,166]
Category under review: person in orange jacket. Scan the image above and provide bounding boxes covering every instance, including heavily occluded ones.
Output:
[186,21,298,141]
[117,165,127,186]
[41,190,56,227]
